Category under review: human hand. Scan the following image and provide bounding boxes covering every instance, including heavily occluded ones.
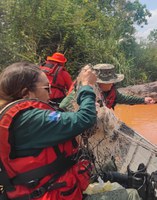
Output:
[78,65,97,87]
[144,97,155,104]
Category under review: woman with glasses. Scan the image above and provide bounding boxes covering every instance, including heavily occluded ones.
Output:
[0,61,97,200]
[0,62,141,200]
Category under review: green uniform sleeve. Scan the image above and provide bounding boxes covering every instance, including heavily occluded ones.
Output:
[11,86,96,151]
[116,90,145,105]
[59,90,76,111]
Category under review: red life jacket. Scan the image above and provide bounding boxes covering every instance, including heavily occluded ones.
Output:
[40,61,71,101]
[104,86,116,109]
[0,99,91,200]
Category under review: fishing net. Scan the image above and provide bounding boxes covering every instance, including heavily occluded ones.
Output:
[60,66,157,178]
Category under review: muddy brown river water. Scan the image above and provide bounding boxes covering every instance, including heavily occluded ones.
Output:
[115,104,157,145]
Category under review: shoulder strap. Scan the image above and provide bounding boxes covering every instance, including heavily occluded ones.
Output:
[40,63,63,85]
[42,63,55,69]
[52,65,62,84]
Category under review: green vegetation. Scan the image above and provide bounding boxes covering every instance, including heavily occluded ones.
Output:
[1,0,157,86]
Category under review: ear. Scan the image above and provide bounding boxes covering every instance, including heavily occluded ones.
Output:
[21,88,30,99]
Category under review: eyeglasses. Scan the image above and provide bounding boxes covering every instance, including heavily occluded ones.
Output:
[36,84,52,94]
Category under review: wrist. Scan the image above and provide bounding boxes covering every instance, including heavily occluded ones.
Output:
[82,83,94,88]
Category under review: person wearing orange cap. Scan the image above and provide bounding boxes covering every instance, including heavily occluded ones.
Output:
[40,52,72,105]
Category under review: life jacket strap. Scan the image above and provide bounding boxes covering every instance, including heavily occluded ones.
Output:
[11,153,77,186]
[11,181,67,200]
[11,155,78,200]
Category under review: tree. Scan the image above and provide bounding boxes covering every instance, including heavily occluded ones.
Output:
[0,0,154,84]
[148,29,157,44]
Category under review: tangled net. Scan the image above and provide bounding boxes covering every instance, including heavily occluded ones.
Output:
[60,66,157,177]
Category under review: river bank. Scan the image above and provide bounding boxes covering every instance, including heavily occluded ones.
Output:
[118,81,157,101]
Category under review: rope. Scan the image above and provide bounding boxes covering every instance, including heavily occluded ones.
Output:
[117,128,157,155]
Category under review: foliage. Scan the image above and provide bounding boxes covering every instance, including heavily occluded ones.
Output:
[1,0,157,85]
[148,29,157,45]
[134,42,157,83]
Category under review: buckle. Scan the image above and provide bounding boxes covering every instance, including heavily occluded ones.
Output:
[0,185,4,194]
[48,181,66,191]
[31,187,46,199]
[26,179,40,188]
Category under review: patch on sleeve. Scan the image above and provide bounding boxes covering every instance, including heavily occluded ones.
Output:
[48,111,61,122]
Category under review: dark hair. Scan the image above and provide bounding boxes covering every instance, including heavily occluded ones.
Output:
[0,62,42,107]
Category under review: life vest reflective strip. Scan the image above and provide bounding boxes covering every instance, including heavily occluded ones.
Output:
[105,86,116,109]
[0,99,90,200]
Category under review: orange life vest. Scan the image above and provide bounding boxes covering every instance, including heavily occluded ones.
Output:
[0,99,91,200]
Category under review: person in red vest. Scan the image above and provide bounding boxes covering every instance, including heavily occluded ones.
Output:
[40,52,72,105]
[0,62,97,200]
[93,64,155,109]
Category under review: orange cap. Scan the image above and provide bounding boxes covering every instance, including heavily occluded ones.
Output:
[47,52,67,63]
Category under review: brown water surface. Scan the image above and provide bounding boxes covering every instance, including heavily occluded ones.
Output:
[115,104,157,145]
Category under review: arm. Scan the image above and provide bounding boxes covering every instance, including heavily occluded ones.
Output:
[116,90,145,105]
[12,67,97,149]
[59,89,76,111]
[12,86,96,149]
